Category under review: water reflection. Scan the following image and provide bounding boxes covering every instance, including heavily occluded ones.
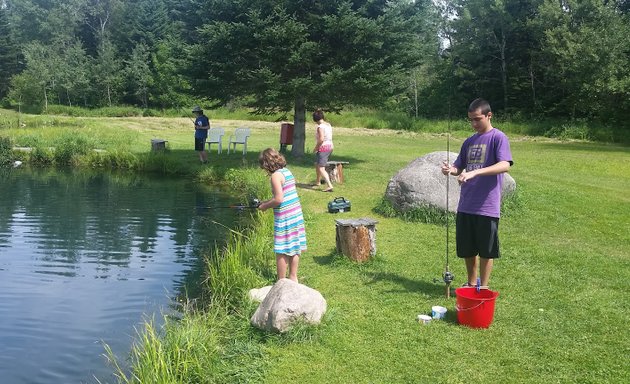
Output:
[0,168,240,383]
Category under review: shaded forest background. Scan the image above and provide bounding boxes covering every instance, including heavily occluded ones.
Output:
[0,0,628,136]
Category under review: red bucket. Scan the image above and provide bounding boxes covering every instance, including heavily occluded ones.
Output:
[455,287,499,329]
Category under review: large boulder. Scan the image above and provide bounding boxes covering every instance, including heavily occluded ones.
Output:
[385,151,516,213]
[248,285,272,302]
[251,279,327,333]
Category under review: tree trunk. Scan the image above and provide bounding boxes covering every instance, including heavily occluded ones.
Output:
[412,72,418,118]
[494,30,508,111]
[529,58,536,112]
[501,45,507,111]
[291,95,306,158]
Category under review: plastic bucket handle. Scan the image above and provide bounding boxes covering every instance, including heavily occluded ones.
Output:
[455,299,491,312]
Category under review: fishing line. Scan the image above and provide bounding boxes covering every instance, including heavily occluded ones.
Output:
[197,199,261,211]
[199,205,259,210]
[442,54,456,299]
[178,105,196,124]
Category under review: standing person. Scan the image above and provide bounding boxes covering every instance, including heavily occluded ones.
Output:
[192,105,209,163]
[258,147,307,282]
[441,98,513,288]
[312,108,334,192]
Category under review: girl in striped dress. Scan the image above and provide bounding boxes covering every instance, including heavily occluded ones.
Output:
[258,148,307,282]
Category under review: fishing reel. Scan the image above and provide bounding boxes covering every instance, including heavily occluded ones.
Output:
[433,270,454,285]
[443,270,454,285]
[250,198,260,208]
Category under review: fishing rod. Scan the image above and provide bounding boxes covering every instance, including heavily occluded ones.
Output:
[443,127,454,299]
[442,55,456,299]
[178,105,196,124]
[198,199,261,211]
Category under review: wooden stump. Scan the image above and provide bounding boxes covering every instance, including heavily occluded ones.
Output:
[325,161,349,184]
[335,218,378,262]
[151,139,168,151]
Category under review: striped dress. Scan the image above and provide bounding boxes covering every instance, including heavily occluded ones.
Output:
[273,168,307,256]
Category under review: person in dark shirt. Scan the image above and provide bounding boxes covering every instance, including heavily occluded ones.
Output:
[192,105,209,163]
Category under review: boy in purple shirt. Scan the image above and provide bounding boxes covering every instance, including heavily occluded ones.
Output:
[441,98,513,288]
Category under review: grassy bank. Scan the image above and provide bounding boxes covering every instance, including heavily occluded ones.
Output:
[2,110,629,383]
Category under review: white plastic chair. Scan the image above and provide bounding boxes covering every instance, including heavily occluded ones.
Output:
[228,127,251,155]
[206,127,225,154]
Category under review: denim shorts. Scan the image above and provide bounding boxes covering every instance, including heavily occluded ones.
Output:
[315,150,332,166]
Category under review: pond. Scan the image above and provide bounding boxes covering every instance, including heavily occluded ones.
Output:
[0,168,242,383]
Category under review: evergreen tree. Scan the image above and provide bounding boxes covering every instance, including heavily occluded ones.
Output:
[151,37,192,108]
[125,42,153,108]
[534,0,630,122]
[0,5,20,100]
[190,0,434,156]
[448,0,543,113]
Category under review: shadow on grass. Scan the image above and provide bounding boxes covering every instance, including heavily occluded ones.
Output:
[312,251,337,266]
[285,154,365,168]
[313,250,450,299]
[364,270,447,298]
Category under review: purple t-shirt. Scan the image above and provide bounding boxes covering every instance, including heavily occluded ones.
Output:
[453,128,513,218]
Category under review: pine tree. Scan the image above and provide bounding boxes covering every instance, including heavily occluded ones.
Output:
[0,5,20,100]
[189,0,434,156]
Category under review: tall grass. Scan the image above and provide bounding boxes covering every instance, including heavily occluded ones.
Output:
[52,131,93,165]
[204,220,273,311]
[0,136,13,166]
[105,307,268,384]
[105,166,277,383]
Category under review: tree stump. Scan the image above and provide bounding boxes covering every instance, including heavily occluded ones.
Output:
[151,139,168,151]
[325,161,349,184]
[335,218,378,262]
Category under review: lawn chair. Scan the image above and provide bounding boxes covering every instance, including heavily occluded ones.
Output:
[206,127,225,154]
[228,127,251,155]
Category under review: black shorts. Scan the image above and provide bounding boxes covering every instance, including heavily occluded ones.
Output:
[195,138,206,151]
[456,212,500,259]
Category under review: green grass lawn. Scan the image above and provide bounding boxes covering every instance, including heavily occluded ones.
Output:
[262,132,629,383]
[2,110,629,383]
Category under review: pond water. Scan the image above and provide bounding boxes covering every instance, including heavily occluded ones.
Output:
[0,168,241,383]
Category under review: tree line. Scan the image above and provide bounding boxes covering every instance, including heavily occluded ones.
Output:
[0,1,628,152]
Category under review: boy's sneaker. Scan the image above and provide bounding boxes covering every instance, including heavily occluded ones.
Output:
[461,282,474,287]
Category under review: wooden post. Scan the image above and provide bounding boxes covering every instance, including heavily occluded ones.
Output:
[335,218,378,262]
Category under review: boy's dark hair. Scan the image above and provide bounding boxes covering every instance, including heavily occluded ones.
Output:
[259,147,287,174]
[312,108,325,122]
[468,98,492,115]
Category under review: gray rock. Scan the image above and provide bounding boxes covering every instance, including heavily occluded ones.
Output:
[248,285,272,302]
[385,151,516,213]
[250,279,327,333]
